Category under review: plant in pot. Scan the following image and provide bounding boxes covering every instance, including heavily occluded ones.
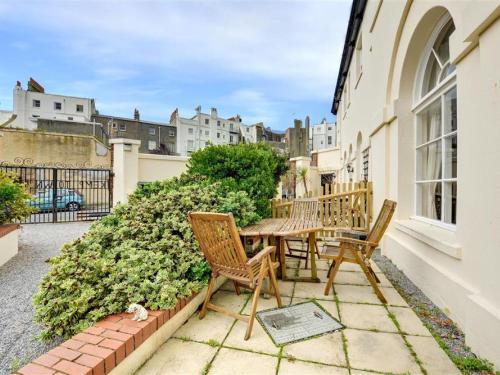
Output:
[0,170,35,266]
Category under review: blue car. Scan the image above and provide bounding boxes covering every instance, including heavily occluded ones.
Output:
[29,189,85,212]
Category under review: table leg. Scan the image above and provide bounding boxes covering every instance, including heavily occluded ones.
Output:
[262,236,271,299]
[278,236,286,280]
[309,231,317,280]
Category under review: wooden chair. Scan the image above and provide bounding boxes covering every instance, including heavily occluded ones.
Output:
[320,200,397,303]
[285,198,320,269]
[188,212,282,340]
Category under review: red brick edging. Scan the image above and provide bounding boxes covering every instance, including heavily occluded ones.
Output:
[14,293,198,375]
[0,223,19,239]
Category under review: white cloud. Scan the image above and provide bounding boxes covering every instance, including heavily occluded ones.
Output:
[1,0,350,102]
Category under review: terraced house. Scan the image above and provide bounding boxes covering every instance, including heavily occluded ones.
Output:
[328,0,500,367]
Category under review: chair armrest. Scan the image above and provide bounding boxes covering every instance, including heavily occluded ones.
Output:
[334,229,368,238]
[246,246,276,266]
[336,237,377,247]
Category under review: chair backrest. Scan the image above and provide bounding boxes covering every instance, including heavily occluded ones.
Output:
[367,199,397,245]
[188,212,250,278]
[290,198,319,220]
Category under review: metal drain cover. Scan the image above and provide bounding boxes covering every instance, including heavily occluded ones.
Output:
[256,300,343,345]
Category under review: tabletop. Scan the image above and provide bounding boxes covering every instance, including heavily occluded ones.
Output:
[240,218,323,237]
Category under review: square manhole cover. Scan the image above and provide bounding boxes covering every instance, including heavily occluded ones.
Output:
[256,300,344,346]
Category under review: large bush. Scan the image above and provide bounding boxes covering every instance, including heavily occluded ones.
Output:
[187,143,288,217]
[0,170,35,224]
[34,177,259,338]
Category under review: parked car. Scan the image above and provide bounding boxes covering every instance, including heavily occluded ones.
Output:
[29,189,85,212]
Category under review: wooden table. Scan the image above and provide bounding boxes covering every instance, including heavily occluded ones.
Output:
[240,218,324,282]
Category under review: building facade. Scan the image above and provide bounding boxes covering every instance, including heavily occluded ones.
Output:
[170,106,285,155]
[11,78,95,130]
[329,0,500,367]
[93,111,177,155]
[310,118,337,151]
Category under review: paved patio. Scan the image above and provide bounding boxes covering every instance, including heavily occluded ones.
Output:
[136,259,460,375]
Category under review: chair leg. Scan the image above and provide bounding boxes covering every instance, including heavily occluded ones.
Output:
[233,280,241,295]
[368,264,381,283]
[245,268,266,340]
[267,256,282,308]
[200,274,217,319]
[324,248,344,296]
[353,251,387,304]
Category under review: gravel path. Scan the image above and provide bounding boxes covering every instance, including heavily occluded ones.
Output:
[0,222,90,375]
[373,251,494,374]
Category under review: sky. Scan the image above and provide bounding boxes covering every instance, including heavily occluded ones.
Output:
[0,0,350,131]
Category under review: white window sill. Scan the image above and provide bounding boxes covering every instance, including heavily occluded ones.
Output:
[394,219,462,259]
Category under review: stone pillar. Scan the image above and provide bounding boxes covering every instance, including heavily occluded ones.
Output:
[110,138,141,206]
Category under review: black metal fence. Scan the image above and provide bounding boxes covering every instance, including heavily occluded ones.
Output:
[0,165,113,223]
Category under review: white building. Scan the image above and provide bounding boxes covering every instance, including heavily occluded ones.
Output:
[10,78,95,130]
[170,106,246,156]
[310,118,337,151]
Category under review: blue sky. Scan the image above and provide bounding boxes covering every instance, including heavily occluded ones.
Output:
[0,1,350,131]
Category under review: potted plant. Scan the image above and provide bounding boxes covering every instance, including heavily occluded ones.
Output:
[0,170,34,266]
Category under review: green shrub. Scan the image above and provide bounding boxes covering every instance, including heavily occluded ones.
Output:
[187,143,288,217]
[33,178,259,338]
[0,170,35,224]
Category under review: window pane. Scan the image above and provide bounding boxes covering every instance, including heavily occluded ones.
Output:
[417,182,441,221]
[422,54,439,96]
[417,140,442,181]
[443,87,457,133]
[417,99,441,145]
[442,181,457,224]
[444,134,457,179]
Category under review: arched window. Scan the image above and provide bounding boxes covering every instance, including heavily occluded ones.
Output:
[413,15,457,226]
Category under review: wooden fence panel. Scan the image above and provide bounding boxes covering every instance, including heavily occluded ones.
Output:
[272,181,373,237]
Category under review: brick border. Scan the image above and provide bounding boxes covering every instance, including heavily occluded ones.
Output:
[0,223,19,239]
[14,293,198,375]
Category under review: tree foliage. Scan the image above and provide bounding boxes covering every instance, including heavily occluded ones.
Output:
[0,170,35,224]
[187,143,288,217]
[34,176,259,338]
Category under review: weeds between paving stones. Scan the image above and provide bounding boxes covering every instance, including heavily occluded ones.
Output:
[207,339,220,347]
[374,252,496,375]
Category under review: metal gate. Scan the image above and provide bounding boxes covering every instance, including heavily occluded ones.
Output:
[0,165,113,223]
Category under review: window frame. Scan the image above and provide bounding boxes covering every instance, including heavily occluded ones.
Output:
[33,99,41,108]
[412,14,457,230]
[149,127,156,136]
[54,102,62,110]
[76,104,84,112]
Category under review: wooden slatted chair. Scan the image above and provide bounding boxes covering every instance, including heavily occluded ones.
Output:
[285,198,319,269]
[320,200,397,303]
[188,212,282,340]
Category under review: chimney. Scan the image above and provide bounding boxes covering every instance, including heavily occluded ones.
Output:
[210,107,217,119]
[134,108,140,120]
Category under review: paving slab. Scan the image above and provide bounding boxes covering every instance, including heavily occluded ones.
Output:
[298,268,328,280]
[241,295,291,315]
[339,303,397,332]
[335,271,370,285]
[283,332,346,366]
[294,282,334,300]
[211,290,250,312]
[344,329,421,374]
[209,348,277,375]
[381,287,409,307]
[406,335,461,375]
[136,338,216,375]
[173,310,234,343]
[334,285,381,304]
[279,359,349,374]
[388,306,432,336]
[223,320,280,356]
[276,280,294,297]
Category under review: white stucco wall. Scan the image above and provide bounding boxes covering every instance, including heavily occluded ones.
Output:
[333,0,500,367]
[138,154,188,182]
[0,227,19,267]
[12,85,94,130]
